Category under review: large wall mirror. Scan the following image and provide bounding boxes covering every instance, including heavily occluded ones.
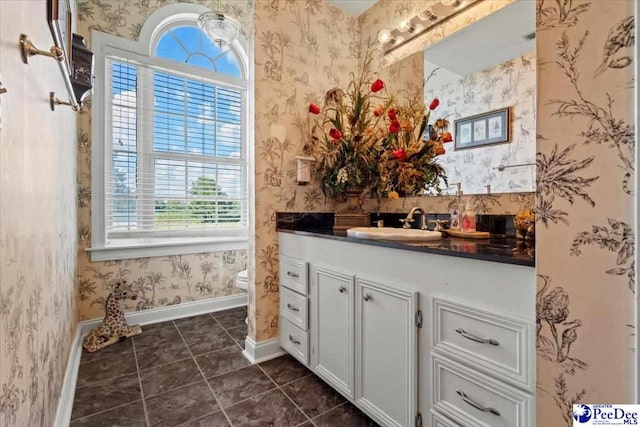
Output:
[382,0,536,196]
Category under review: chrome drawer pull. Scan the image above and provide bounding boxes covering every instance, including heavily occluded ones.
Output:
[338,286,347,293]
[455,328,499,346]
[288,335,301,345]
[456,390,501,416]
[286,303,299,312]
[286,271,299,278]
[363,293,373,302]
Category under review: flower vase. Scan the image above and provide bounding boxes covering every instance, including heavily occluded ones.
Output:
[333,186,369,234]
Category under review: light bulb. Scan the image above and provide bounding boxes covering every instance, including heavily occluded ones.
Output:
[397,19,412,33]
[377,29,392,44]
[417,8,438,21]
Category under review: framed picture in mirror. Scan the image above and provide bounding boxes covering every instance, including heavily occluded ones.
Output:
[454,107,511,150]
[47,0,73,68]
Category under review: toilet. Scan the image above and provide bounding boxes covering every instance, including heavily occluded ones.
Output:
[235,269,248,291]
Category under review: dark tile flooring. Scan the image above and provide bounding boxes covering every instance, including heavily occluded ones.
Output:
[71,307,378,427]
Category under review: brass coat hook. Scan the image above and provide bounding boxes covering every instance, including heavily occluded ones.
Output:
[20,34,64,64]
[50,92,79,111]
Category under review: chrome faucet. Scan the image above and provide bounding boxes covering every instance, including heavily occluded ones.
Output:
[400,207,428,230]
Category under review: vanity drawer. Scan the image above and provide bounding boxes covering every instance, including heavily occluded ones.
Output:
[279,255,308,295]
[280,287,308,330]
[280,318,309,366]
[432,297,533,389]
[432,354,532,427]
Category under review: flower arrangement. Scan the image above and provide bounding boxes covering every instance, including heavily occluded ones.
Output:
[372,95,450,200]
[304,48,452,206]
[303,48,389,202]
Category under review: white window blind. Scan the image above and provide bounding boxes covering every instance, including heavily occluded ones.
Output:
[105,56,247,243]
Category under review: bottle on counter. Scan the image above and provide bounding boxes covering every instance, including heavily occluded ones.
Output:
[461,202,476,232]
[449,192,462,231]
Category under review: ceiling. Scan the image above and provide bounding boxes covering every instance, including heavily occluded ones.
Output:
[325,0,377,15]
[423,0,535,76]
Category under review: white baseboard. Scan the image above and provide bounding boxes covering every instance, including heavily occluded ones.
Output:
[54,294,248,426]
[80,293,248,334]
[242,336,286,364]
[53,327,83,427]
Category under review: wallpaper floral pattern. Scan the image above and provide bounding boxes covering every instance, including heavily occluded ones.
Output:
[536,0,636,424]
[0,1,78,425]
[252,0,361,340]
[425,52,537,195]
[76,0,250,321]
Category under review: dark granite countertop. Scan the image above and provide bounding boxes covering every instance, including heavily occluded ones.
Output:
[276,213,535,267]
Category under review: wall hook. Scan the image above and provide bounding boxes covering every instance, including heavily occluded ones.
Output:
[50,92,79,111]
[20,34,64,64]
[0,82,6,95]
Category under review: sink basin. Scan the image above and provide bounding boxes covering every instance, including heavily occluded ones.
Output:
[347,227,443,242]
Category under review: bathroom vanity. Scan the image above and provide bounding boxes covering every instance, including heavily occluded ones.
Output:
[276,215,535,427]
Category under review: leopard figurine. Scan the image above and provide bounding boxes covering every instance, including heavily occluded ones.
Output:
[83,281,143,352]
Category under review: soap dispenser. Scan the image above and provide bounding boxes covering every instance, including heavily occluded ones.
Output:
[461,202,477,232]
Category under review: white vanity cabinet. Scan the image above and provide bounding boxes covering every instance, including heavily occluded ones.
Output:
[311,266,355,398]
[278,231,536,427]
[355,277,418,427]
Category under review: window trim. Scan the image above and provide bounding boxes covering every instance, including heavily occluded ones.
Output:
[89,4,249,261]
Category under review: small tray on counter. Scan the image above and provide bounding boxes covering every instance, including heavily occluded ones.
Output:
[443,229,491,239]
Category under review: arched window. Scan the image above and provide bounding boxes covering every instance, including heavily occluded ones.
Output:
[90,4,249,261]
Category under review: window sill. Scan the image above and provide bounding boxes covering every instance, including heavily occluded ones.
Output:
[87,237,249,262]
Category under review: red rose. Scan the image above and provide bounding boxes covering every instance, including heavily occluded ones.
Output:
[435,146,446,155]
[388,108,397,121]
[373,105,384,117]
[329,128,343,140]
[371,79,385,93]
[442,131,453,143]
[392,149,408,161]
[389,120,400,134]
[429,98,440,110]
[308,103,321,115]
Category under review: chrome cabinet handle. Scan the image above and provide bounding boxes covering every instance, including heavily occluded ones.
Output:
[455,328,499,346]
[286,271,299,278]
[338,286,347,293]
[286,303,299,312]
[363,293,372,302]
[288,335,301,345]
[456,390,501,416]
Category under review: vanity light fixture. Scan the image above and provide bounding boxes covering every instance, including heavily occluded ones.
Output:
[380,0,480,55]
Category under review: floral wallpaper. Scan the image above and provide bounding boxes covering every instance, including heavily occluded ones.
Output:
[252,0,361,340]
[425,52,537,195]
[536,0,635,424]
[76,0,250,320]
[0,1,78,425]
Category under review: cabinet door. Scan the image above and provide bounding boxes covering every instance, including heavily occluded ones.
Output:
[355,277,418,427]
[312,265,355,398]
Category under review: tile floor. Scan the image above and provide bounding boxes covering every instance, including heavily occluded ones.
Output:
[71,307,378,427]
